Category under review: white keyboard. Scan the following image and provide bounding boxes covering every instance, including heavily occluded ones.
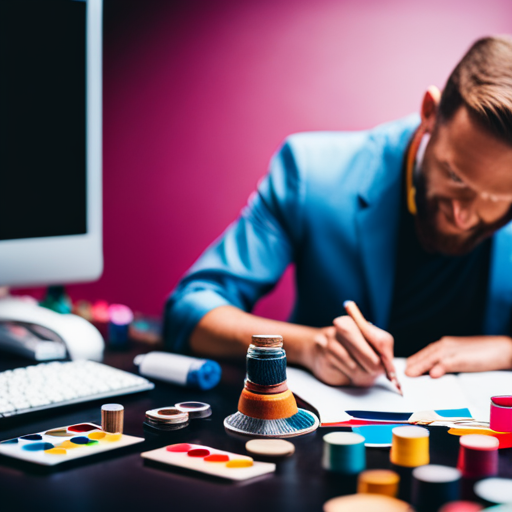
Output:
[0,360,154,419]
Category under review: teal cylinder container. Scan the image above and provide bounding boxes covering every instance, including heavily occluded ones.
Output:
[322,432,366,474]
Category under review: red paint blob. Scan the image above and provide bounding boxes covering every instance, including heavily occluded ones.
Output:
[204,454,229,462]
[187,449,210,458]
[68,424,99,433]
[166,443,192,453]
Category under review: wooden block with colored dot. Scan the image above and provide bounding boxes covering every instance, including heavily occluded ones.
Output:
[141,443,276,481]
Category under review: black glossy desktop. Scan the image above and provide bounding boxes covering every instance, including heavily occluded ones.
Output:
[1,344,511,512]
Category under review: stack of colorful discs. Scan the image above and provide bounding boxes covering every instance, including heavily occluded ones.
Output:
[144,407,189,432]
[224,335,319,437]
[357,469,400,497]
[323,493,412,512]
[474,478,512,506]
[390,426,430,467]
[175,402,212,419]
[457,434,499,479]
[412,464,461,512]
[322,432,366,474]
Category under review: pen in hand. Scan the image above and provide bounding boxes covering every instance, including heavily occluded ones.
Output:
[343,300,403,396]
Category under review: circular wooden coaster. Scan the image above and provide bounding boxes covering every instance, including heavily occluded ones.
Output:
[324,494,413,512]
[245,439,295,457]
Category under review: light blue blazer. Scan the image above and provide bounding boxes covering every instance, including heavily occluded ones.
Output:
[165,115,512,352]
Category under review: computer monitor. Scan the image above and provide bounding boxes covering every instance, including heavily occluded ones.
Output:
[0,0,103,288]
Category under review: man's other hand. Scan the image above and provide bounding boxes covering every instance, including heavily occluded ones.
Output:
[405,336,512,378]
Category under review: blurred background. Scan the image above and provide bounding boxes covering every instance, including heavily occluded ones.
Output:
[18,0,512,321]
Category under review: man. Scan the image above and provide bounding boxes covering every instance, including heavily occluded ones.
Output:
[165,36,512,387]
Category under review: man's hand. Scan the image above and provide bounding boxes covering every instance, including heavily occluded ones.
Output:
[308,316,395,387]
[405,336,512,378]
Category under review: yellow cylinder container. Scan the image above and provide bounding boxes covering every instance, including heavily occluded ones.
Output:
[390,426,430,468]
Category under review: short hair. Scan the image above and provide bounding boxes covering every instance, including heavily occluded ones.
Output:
[438,36,512,146]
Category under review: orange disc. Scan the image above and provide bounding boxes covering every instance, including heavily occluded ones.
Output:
[238,388,298,420]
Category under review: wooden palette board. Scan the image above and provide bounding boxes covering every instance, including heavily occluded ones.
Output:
[141,443,276,481]
[0,423,144,466]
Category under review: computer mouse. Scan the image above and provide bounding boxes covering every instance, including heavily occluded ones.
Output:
[0,297,104,361]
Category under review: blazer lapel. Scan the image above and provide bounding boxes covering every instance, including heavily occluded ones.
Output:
[484,222,512,334]
[355,170,402,329]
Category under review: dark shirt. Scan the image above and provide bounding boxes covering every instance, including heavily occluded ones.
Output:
[388,185,491,357]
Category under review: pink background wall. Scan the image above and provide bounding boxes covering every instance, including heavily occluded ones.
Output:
[21,0,512,320]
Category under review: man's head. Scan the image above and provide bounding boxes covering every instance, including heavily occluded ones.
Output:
[415,36,512,256]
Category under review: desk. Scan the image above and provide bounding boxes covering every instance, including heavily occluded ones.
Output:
[1,344,511,512]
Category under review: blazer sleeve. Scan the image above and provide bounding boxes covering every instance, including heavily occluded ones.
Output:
[163,141,305,352]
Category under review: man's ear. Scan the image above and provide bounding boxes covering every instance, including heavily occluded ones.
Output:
[420,85,441,133]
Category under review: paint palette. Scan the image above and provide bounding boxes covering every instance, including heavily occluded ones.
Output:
[0,423,144,466]
[141,443,276,481]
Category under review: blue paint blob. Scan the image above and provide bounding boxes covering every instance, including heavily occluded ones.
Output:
[1,438,19,444]
[352,424,404,446]
[21,434,43,441]
[22,442,54,452]
[435,408,472,418]
[70,436,90,445]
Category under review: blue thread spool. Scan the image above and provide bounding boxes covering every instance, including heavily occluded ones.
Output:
[412,465,461,512]
[246,335,287,386]
[322,432,366,474]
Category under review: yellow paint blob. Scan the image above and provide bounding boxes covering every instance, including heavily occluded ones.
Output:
[226,459,253,468]
[60,440,81,449]
[88,431,106,440]
[45,448,67,455]
[104,433,122,442]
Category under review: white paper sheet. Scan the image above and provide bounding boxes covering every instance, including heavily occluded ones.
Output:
[457,371,512,422]
[287,358,471,424]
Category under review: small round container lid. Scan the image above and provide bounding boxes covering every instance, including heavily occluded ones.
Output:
[246,439,295,457]
[146,407,189,424]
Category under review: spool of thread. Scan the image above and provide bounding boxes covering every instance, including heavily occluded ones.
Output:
[246,340,287,386]
[322,432,366,474]
[101,403,124,433]
[457,434,499,479]
[358,469,400,497]
[323,493,412,512]
[412,464,461,512]
[134,351,221,390]
[474,478,512,506]
[390,426,429,467]
[438,501,483,512]
[490,396,512,433]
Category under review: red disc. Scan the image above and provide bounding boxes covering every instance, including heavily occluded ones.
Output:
[166,443,192,453]
[204,454,230,462]
[187,449,210,458]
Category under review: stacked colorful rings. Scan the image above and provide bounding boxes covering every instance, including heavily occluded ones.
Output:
[144,407,189,431]
[457,434,499,479]
[490,396,512,433]
[390,426,430,468]
[224,335,319,437]
[322,432,366,474]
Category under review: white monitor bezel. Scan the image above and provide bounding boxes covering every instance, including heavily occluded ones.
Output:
[0,0,103,287]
